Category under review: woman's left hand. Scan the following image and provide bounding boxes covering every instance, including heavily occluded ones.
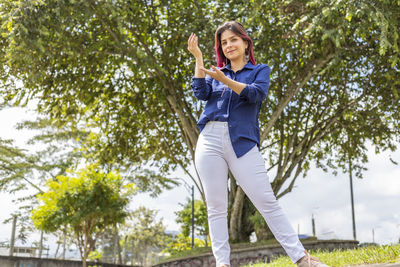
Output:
[200,65,228,84]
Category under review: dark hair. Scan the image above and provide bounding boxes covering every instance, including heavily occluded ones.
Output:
[214,21,256,68]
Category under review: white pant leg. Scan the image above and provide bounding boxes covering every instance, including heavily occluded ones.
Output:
[226,144,306,263]
[195,122,231,266]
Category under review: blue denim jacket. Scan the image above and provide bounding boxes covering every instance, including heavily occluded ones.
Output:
[191,62,271,157]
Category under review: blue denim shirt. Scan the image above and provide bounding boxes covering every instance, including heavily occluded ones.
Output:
[191,62,271,158]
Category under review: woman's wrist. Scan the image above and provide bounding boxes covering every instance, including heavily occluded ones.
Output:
[194,56,205,78]
[195,55,203,64]
[222,76,246,95]
[220,75,230,84]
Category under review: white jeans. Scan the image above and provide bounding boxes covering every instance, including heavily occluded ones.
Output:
[195,121,305,266]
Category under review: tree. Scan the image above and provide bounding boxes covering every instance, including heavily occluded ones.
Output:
[163,233,207,256]
[1,0,399,242]
[0,112,177,248]
[125,207,170,266]
[175,198,209,246]
[0,114,91,247]
[31,164,136,267]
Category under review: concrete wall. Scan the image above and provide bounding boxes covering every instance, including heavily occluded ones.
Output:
[0,255,139,267]
[154,239,359,267]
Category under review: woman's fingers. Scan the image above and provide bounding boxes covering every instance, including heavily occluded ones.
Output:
[188,33,203,58]
[188,33,197,51]
[188,33,195,43]
[211,65,223,75]
[200,66,225,82]
[187,33,194,47]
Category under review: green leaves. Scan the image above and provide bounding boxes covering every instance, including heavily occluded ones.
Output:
[31,164,137,265]
[32,164,136,233]
[124,206,170,265]
[175,199,208,239]
[1,0,399,243]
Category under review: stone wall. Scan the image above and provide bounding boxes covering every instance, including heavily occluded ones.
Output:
[154,239,359,267]
[0,240,358,267]
[0,255,139,267]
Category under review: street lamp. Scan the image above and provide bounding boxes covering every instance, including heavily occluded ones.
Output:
[177,178,195,249]
[9,215,17,257]
[311,207,319,238]
[347,144,357,241]
[372,226,381,244]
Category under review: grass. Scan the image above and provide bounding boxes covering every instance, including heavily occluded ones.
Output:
[243,244,400,267]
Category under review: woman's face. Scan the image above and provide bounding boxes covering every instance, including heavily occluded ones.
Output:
[220,30,248,63]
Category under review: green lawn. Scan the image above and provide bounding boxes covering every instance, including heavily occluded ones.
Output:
[243,244,400,267]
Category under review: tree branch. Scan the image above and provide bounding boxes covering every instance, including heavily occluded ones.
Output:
[261,52,336,142]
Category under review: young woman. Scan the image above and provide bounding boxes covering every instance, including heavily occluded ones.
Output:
[187,21,330,267]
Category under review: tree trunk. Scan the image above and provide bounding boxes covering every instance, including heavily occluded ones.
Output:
[113,228,118,264]
[123,235,128,264]
[240,197,257,242]
[229,186,245,242]
[54,241,60,258]
[62,229,66,260]
[255,227,275,241]
[117,233,122,264]
[38,231,44,258]
[82,253,87,267]
[131,239,136,266]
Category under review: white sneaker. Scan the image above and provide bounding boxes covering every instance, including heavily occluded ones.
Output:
[296,250,330,267]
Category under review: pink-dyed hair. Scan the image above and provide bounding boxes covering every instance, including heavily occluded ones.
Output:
[215,21,256,68]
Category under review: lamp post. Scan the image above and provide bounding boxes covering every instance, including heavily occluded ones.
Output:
[349,156,357,241]
[346,136,357,241]
[311,207,319,238]
[372,226,381,244]
[178,178,195,249]
[311,214,316,237]
[9,215,17,257]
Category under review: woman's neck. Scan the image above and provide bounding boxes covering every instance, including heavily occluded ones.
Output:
[230,59,247,72]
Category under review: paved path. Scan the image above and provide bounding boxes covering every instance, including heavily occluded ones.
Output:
[350,264,400,267]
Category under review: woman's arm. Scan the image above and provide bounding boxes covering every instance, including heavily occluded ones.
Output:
[188,33,205,78]
[194,56,205,78]
[200,65,246,95]
[201,65,271,103]
[188,33,211,100]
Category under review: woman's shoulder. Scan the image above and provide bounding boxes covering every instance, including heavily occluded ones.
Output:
[254,63,271,69]
[251,63,271,73]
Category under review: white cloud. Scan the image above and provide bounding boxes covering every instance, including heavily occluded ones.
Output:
[278,144,400,245]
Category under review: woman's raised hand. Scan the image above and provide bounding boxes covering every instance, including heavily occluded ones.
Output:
[187,33,203,59]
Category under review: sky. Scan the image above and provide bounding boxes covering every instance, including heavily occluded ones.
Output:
[0,104,399,258]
